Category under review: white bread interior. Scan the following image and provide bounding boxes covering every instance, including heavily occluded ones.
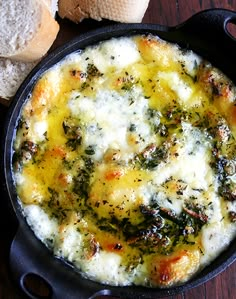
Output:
[0,0,59,101]
[58,0,150,23]
[0,0,59,62]
[0,58,37,100]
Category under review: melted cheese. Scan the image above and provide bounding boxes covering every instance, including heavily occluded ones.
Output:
[68,88,151,161]
[13,34,236,288]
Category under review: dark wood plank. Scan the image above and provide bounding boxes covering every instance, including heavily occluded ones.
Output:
[143,0,179,25]
[178,0,236,26]
[182,284,206,299]
[205,263,236,299]
[205,275,223,299]
[173,293,184,299]
[220,262,236,299]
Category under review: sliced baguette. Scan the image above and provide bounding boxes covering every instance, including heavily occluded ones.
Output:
[0,0,59,62]
[0,0,59,102]
[58,0,150,23]
[0,58,37,101]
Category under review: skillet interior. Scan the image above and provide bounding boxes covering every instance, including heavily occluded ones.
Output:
[2,9,236,299]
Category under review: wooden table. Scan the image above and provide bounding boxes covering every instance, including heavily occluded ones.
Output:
[0,1,236,298]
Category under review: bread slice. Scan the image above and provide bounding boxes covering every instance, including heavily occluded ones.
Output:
[0,0,59,102]
[0,58,37,101]
[43,0,59,17]
[0,0,59,62]
[58,0,150,23]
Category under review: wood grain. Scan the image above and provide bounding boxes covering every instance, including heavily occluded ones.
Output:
[0,1,236,298]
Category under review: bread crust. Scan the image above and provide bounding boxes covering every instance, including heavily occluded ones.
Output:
[4,1,59,62]
[58,0,88,23]
[58,0,150,23]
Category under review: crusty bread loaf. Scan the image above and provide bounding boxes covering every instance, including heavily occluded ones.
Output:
[58,0,150,23]
[0,0,59,62]
[0,0,59,102]
[0,58,37,100]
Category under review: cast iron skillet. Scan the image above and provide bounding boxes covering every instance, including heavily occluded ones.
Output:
[2,8,236,299]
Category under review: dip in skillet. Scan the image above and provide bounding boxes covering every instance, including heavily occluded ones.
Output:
[13,34,236,287]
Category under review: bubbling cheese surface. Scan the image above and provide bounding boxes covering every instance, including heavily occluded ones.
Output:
[13,35,236,287]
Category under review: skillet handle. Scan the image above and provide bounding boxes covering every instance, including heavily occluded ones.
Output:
[9,226,114,299]
[165,9,236,80]
[10,227,51,299]
[176,8,236,37]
